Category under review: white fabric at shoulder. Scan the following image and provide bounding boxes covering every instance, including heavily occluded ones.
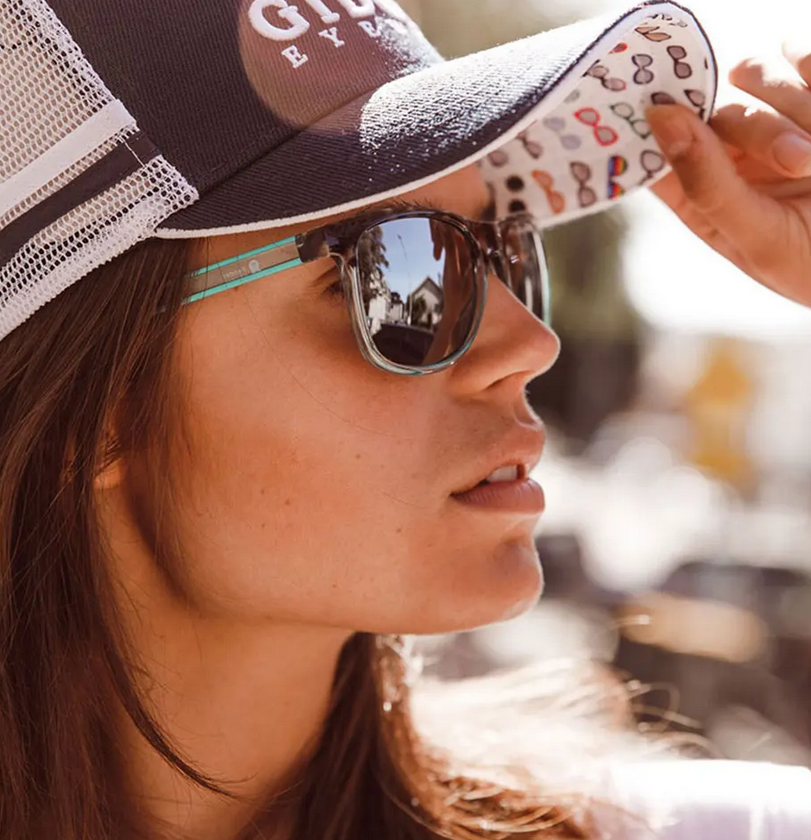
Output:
[597,760,811,839]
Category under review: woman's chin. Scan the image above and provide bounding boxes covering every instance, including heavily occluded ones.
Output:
[414,537,545,635]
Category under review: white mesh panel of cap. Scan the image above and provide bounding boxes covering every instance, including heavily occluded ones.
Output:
[1,124,139,230]
[0,0,199,342]
[1,0,111,180]
[0,159,199,339]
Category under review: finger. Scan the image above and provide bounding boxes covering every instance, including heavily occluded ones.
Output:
[760,174,811,200]
[711,102,811,179]
[650,172,765,279]
[646,104,781,261]
[727,54,811,134]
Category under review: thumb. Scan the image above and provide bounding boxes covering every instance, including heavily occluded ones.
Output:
[646,104,777,246]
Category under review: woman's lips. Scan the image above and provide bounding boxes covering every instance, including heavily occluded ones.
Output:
[451,478,545,514]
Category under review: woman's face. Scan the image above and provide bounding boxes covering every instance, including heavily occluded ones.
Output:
[152,165,560,635]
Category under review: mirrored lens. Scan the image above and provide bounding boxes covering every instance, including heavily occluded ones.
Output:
[356,217,479,368]
[501,220,551,325]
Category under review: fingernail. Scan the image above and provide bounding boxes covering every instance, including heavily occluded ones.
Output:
[645,106,696,158]
[772,132,811,175]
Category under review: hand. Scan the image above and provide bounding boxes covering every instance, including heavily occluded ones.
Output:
[646,42,811,308]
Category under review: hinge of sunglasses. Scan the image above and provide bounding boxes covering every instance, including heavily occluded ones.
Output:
[296,231,332,264]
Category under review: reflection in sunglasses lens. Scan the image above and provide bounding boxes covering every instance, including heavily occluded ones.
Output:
[357,218,478,367]
[356,216,549,368]
[502,222,550,323]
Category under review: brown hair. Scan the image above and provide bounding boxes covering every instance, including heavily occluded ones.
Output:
[0,237,623,840]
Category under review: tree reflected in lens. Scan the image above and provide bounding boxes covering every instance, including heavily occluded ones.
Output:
[357,218,476,367]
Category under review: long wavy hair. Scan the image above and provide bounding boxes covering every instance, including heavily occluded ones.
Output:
[0,236,670,840]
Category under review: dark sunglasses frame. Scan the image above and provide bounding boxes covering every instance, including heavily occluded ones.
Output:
[182,206,551,376]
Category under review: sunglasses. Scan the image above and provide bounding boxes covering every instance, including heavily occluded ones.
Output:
[574,107,619,147]
[610,102,652,139]
[181,205,551,376]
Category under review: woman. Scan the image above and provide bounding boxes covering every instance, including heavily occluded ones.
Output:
[1,1,811,839]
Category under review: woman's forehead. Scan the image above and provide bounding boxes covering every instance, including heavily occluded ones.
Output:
[195,165,491,266]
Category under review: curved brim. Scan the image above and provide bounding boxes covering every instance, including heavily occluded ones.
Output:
[157,0,717,238]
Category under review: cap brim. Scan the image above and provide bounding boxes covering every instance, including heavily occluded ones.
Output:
[156,0,716,239]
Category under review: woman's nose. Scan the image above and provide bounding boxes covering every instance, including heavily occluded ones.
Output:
[449,271,560,398]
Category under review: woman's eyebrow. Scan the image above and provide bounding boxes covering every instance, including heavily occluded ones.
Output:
[364,196,442,215]
[363,194,497,221]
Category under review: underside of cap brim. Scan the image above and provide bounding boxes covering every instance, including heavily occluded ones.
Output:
[156,0,717,240]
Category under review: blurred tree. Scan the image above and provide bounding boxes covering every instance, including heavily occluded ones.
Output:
[534,211,641,450]
[357,225,390,285]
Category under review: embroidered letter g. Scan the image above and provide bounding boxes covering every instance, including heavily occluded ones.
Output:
[249,0,311,41]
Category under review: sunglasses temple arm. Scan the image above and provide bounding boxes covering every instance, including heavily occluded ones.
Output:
[181,233,327,307]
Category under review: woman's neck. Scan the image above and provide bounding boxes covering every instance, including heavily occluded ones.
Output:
[108,526,352,840]
[123,613,350,839]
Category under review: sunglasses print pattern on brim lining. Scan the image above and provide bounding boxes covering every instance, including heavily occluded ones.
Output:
[542,117,582,151]
[481,10,714,228]
[610,102,652,138]
[632,53,655,85]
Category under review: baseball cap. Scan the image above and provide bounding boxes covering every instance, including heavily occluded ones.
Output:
[0,0,717,342]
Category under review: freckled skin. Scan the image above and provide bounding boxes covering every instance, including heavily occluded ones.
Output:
[113,165,560,637]
[96,165,560,840]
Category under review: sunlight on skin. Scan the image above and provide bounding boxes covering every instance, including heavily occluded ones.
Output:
[95,164,559,840]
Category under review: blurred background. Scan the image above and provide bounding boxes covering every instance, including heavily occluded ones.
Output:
[401,0,811,768]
